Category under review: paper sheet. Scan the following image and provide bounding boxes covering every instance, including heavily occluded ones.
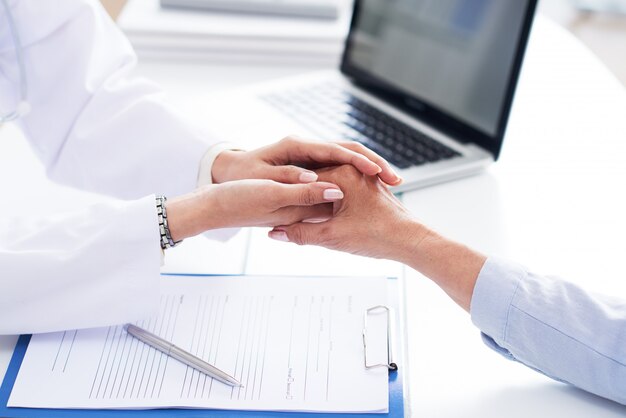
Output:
[8,275,389,413]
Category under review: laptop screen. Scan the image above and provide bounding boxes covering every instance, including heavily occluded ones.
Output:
[341,0,536,157]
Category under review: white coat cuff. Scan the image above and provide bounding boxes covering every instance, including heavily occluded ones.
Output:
[197,142,243,187]
[0,196,162,334]
[196,143,244,242]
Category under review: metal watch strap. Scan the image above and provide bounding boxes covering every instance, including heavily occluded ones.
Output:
[156,195,181,250]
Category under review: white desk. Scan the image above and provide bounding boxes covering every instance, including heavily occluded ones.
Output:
[1,15,626,417]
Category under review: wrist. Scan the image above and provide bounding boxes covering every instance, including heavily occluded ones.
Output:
[387,219,431,266]
[156,196,182,249]
[401,224,486,312]
[211,150,245,184]
[164,187,224,241]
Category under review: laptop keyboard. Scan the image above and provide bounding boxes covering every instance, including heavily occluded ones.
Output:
[262,83,461,169]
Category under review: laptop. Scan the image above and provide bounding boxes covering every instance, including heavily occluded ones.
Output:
[208,0,538,192]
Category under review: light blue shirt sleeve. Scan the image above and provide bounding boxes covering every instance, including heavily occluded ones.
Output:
[470,257,626,405]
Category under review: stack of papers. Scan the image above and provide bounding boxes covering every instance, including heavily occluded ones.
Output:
[117,0,354,65]
[8,275,390,413]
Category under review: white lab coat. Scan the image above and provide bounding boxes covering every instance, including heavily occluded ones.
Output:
[0,0,225,334]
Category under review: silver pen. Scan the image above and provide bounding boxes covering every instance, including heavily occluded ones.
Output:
[124,323,243,388]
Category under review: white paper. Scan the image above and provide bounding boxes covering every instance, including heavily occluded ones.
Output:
[9,275,389,413]
[160,231,249,276]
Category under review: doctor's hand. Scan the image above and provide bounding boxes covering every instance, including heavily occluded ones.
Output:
[165,179,343,242]
[211,136,402,187]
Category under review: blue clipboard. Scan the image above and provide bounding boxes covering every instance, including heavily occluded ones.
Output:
[0,275,406,418]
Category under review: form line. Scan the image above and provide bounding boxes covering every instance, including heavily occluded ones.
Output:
[151,295,175,398]
[257,296,273,400]
[120,320,143,399]
[109,328,131,398]
[180,295,204,398]
[303,296,314,401]
[250,296,266,400]
[97,326,121,399]
[237,296,255,400]
[62,330,78,373]
[326,297,334,402]
[197,295,214,398]
[51,331,67,372]
[243,297,256,399]
[159,296,182,398]
[129,317,153,399]
[89,326,112,399]
[230,296,248,400]
[209,295,229,399]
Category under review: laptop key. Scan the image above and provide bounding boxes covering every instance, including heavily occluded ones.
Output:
[262,86,461,169]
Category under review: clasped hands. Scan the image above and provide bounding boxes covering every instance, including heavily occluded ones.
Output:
[166,136,405,243]
[168,135,484,314]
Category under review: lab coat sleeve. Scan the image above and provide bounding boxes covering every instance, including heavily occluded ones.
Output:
[0,196,162,335]
[0,0,216,199]
[470,257,626,405]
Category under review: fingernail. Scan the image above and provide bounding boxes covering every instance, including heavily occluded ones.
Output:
[303,217,330,224]
[389,168,401,182]
[323,189,344,200]
[269,231,290,242]
[299,171,318,183]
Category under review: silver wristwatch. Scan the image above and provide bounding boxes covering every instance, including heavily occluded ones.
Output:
[156,196,181,250]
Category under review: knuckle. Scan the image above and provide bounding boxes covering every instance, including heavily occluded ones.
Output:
[299,188,317,206]
[335,141,353,148]
[267,191,281,207]
[328,144,349,162]
[337,141,366,154]
[337,164,360,178]
[289,228,304,245]
[266,183,285,206]
[290,227,307,246]
[280,165,299,179]
[318,224,331,241]
[281,135,300,144]
[330,142,345,153]
[350,141,368,152]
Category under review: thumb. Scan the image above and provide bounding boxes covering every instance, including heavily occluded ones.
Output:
[268,223,323,246]
[269,165,319,184]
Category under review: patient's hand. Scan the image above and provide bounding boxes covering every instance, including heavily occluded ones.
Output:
[268,165,487,312]
[268,165,426,261]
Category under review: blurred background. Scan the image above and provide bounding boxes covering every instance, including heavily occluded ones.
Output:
[100,0,626,86]
[541,0,626,85]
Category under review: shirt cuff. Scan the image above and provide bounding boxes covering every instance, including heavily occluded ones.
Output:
[197,142,243,187]
[470,257,527,343]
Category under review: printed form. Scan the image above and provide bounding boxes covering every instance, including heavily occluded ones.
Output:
[8,275,390,413]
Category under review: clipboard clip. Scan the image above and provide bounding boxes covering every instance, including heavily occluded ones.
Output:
[362,305,398,372]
